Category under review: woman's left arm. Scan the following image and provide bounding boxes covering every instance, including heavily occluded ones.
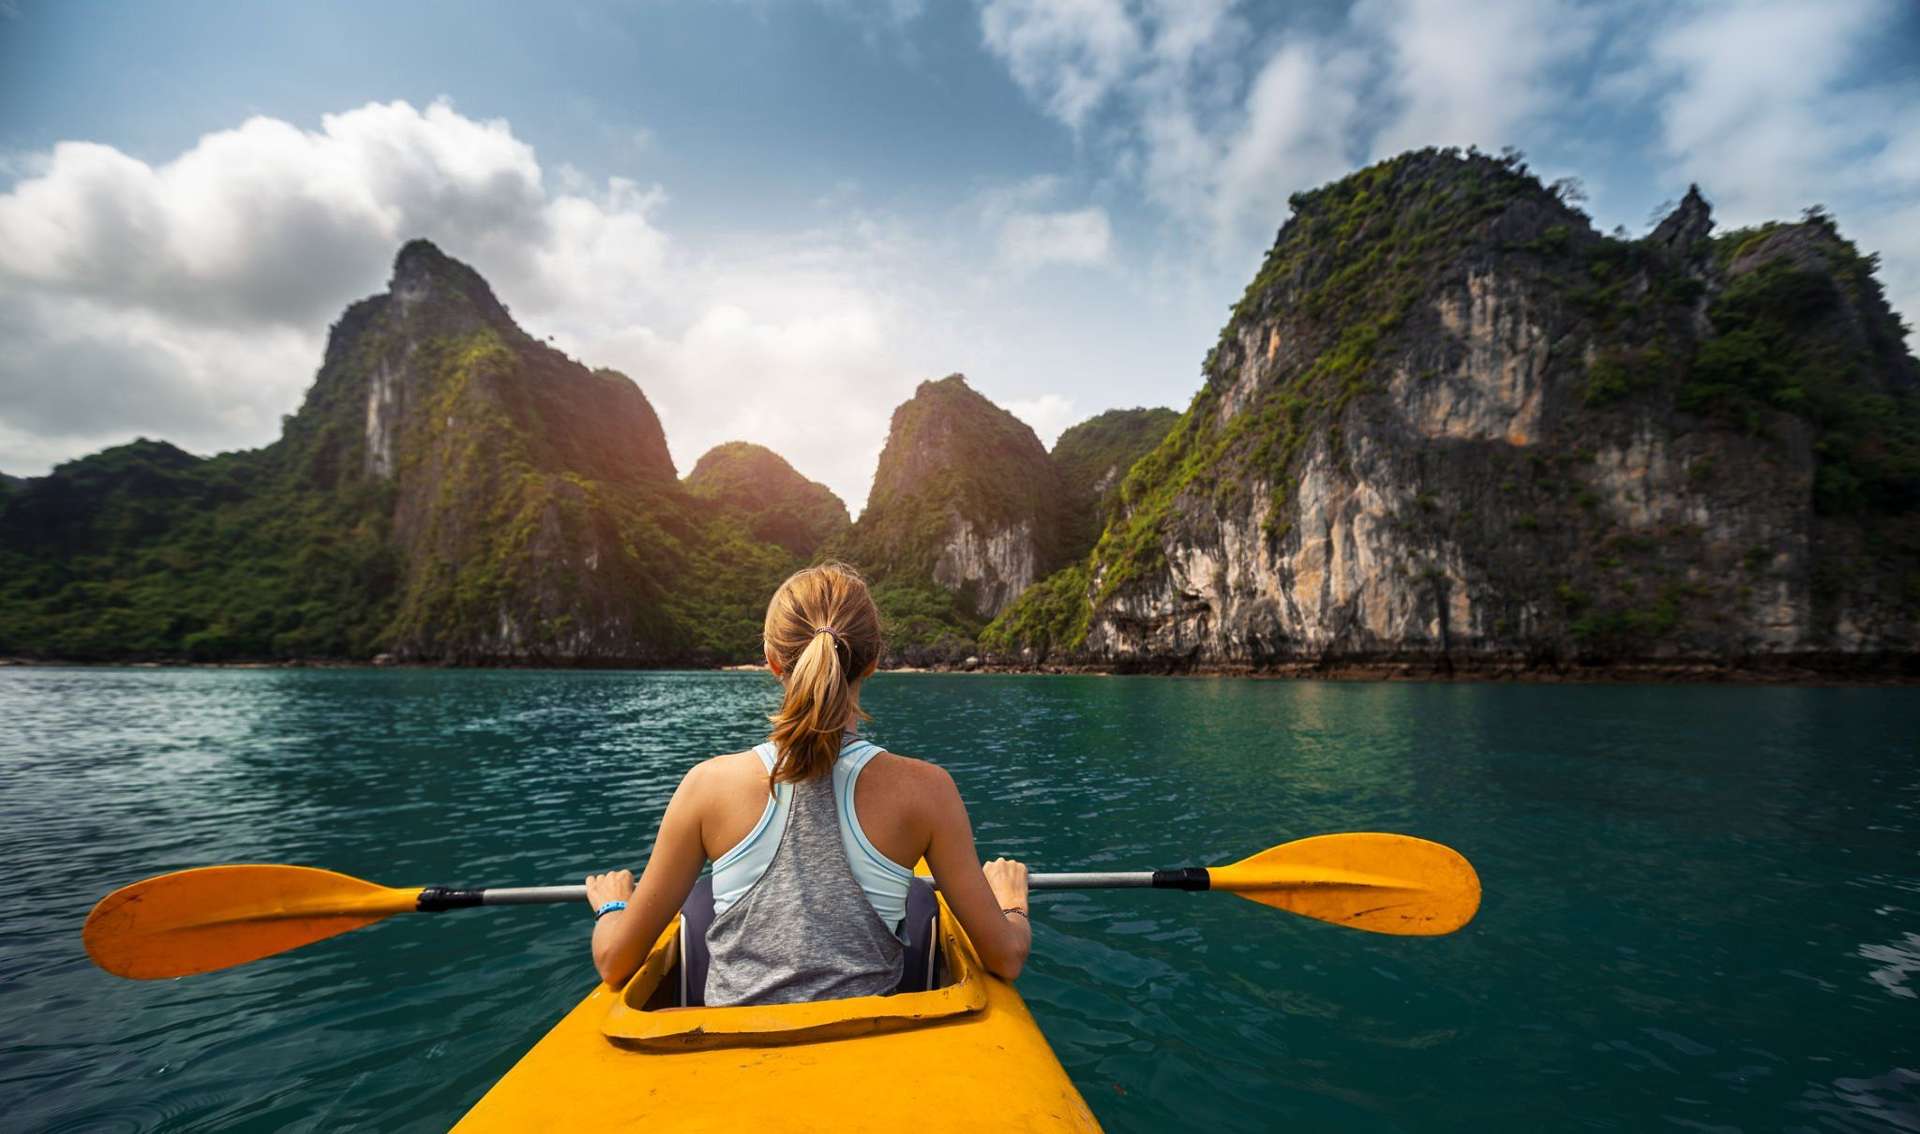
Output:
[585,763,710,988]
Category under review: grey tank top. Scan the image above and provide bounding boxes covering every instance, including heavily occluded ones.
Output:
[703,762,907,1006]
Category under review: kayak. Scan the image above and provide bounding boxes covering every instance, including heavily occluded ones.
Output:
[453,881,1100,1132]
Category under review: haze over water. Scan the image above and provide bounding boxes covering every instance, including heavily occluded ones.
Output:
[1,668,1915,1131]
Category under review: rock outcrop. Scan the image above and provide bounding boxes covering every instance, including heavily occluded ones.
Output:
[685,441,849,558]
[988,149,1919,671]
[838,375,1072,655]
[296,241,694,662]
[9,155,1915,675]
[0,242,787,663]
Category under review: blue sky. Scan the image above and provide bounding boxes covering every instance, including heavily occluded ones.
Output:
[2,1,1916,511]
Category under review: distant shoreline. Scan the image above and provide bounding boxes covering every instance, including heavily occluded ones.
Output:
[4,655,1916,687]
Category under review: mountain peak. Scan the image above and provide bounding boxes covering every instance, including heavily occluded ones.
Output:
[918,373,973,395]
[1651,184,1714,253]
[389,238,514,329]
[686,441,849,557]
[989,150,1920,669]
[847,372,1070,633]
[870,373,1050,513]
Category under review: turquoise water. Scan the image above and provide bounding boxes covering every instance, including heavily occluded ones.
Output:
[1,669,1915,1131]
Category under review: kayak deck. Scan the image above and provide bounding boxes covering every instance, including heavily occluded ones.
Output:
[454,891,1099,1132]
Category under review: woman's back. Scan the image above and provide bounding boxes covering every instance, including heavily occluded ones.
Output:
[703,739,910,1004]
[709,739,916,927]
[582,563,1031,1004]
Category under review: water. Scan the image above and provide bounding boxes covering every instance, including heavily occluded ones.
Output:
[1,669,1915,1132]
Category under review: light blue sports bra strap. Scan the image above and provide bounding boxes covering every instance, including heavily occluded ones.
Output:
[837,738,879,771]
[713,737,912,923]
[711,744,784,879]
[835,741,915,884]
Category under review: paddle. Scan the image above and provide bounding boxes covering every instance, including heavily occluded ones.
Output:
[83,832,1479,980]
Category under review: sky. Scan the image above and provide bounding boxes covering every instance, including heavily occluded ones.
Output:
[1,1,1917,514]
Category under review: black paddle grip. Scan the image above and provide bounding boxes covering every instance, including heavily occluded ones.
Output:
[1150,867,1210,891]
[416,886,486,912]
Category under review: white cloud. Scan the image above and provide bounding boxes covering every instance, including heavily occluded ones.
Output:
[0,101,550,330]
[1141,0,1236,72]
[1358,0,1597,158]
[997,206,1113,270]
[1207,43,1371,251]
[979,0,1142,129]
[0,98,941,509]
[976,1,1377,252]
[1004,392,1077,447]
[1646,0,1894,218]
[0,293,321,468]
[980,0,1599,252]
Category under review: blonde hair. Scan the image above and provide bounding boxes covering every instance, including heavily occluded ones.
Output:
[764,562,883,784]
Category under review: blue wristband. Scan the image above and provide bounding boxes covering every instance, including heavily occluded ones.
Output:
[594,900,628,919]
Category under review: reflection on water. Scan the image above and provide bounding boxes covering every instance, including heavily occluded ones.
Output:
[1861,933,1920,1001]
[1,669,1915,1132]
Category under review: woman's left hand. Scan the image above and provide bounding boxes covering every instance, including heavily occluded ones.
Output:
[584,869,635,912]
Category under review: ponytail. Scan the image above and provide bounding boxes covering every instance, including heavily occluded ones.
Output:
[763,563,883,784]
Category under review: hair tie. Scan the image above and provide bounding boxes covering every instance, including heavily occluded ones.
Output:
[813,625,841,642]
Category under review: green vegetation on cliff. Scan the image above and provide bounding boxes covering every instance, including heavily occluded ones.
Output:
[1050,407,1178,559]
[850,376,1066,575]
[1687,219,1919,515]
[0,249,1112,668]
[987,147,1920,664]
[993,148,1550,654]
[686,441,850,557]
[1103,149,1554,597]
[0,439,398,660]
[18,161,1911,671]
[978,563,1090,658]
[0,242,803,665]
[836,374,1070,658]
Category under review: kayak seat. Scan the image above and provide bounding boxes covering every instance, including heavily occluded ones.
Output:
[677,874,942,1007]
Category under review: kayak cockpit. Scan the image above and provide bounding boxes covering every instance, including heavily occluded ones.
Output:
[454,881,1100,1131]
[600,883,988,1051]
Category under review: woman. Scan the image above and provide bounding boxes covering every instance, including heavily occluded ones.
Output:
[583,562,1031,1003]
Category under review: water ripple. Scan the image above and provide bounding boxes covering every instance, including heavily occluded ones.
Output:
[1,670,1915,1131]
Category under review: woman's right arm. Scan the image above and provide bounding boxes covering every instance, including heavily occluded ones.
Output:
[584,761,710,987]
[921,765,1031,980]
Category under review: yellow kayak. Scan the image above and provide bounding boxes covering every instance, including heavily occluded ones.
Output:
[453,886,1100,1132]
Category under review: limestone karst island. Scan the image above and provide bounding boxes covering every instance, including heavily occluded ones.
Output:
[5,151,1915,678]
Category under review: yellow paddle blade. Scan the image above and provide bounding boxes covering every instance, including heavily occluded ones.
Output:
[1207,833,1481,936]
[83,865,422,980]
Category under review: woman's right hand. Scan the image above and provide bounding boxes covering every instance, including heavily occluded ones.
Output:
[983,856,1029,914]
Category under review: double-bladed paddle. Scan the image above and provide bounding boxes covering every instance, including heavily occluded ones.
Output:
[82,832,1480,980]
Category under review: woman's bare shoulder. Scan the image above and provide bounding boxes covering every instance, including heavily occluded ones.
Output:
[683,750,766,794]
[867,749,959,795]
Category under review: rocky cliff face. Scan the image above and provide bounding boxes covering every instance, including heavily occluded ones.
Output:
[297,241,694,663]
[0,242,785,664]
[11,164,1914,673]
[989,150,1919,670]
[839,374,1071,655]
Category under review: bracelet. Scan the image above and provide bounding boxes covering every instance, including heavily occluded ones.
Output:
[594,900,628,919]
[1001,907,1028,919]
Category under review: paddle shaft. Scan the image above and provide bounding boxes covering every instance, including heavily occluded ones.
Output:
[83,834,1478,979]
[421,868,1210,910]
